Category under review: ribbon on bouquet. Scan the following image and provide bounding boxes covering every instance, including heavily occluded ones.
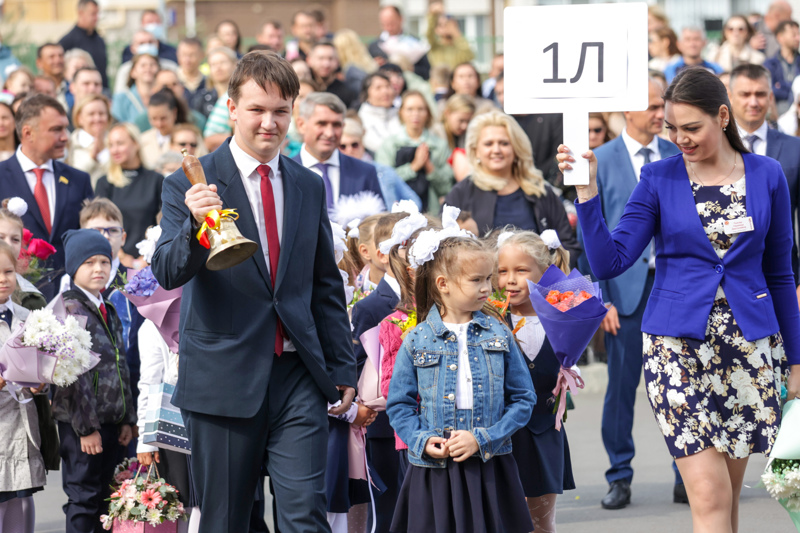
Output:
[4,381,33,404]
[348,423,385,533]
[195,208,240,249]
[552,366,584,431]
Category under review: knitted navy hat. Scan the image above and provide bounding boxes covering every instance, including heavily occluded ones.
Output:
[62,229,112,278]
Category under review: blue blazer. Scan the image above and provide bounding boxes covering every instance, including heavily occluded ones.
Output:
[351,277,399,439]
[576,152,800,365]
[293,150,385,203]
[765,127,800,284]
[577,136,680,316]
[0,155,93,270]
[151,138,357,417]
[764,52,800,105]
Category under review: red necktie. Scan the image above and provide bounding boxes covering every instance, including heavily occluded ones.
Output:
[31,168,52,234]
[99,302,108,324]
[256,164,285,356]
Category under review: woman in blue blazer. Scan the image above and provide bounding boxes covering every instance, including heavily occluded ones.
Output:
[559,67,800,531]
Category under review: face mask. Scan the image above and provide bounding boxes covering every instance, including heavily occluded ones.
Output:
[144,23,166,42]
[136,43,159,58]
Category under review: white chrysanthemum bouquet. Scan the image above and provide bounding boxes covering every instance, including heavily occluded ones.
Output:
[0,294,99,389]
[761,399,800,530]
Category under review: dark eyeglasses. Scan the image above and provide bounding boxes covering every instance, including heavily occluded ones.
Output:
[589,127,604,134]
[176,142,198,148]
[340,142,360,150]
[92,226,124,237]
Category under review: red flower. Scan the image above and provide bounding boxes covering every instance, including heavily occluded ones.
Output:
[22,229,32,246]
[27,239,56,260]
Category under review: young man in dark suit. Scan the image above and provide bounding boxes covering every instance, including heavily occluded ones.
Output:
[294,91,385,208]
[0,94,93,272]
[728,63,800,289]
[152,50,357,533]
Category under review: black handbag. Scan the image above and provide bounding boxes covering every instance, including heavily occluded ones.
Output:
[395,146,430,212]
[33,393,60,471]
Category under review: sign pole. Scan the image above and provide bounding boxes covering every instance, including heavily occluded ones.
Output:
[562,111,590,186]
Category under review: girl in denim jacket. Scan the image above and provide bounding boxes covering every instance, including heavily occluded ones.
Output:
[386,228,536,533]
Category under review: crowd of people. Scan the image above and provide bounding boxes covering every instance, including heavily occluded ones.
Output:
[0,0,798,532]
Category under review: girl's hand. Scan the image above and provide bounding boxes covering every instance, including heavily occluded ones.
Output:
[80,431,103,455]
[353,403,378,427]
[424,436,449,459]
[0,376,5,391]
[787,365,800,401]
[118,424,133,446]
[556,144,598,202]
[137,451,160,466]
[447,430,480,462]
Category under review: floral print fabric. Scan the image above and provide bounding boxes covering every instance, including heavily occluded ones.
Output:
[643,176,785,459]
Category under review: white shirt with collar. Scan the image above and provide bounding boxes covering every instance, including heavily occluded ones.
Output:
[76,284,103,310]
[621,128,662,182]
[620,129,660,269]
[383,273,401,299]
[737,121,769,156]
[16,146,56,228]
[228,136,296,353]
[300,145,341,203]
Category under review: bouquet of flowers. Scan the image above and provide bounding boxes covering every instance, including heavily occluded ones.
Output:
[0,293,99,389]
[487,289,510,317]
[526,265,608,430]
[121,266,181,354]
[386,310,417,340]
[101,463,186,531]
[3,197,57,283]
[761,399,800,530]
[112,458,147,487]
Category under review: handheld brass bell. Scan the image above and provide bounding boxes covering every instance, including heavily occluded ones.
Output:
[181,150,258,270]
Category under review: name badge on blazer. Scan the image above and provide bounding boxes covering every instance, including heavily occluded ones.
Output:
[723,216,754,235]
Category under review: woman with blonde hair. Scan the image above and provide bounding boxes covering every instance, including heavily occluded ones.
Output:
[434,94,476,181]
[710,15,765,71]
[444,111,579,262]
[334,29,378,96]
[95,123,163,266]
[375,90,452,213]
[67,94,112,187]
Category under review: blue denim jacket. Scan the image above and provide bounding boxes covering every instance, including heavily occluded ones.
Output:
[387,306,536,468]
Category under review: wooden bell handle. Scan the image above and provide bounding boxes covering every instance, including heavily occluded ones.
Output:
[181,149,207,186]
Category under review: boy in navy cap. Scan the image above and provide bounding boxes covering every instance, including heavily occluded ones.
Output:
[51,229,136,533]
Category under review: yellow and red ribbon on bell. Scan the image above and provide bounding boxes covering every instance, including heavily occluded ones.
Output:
[196,208,240,249]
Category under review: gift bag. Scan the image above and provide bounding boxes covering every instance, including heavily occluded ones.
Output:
[113,519,178,532]
[141,383,190,454]
[357,325,385,411]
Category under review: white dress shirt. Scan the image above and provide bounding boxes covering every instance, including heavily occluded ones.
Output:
[16,146,56,227]
[76,285,103,309]
[300,145,341,203]
[621,129,661,269]
[228,136,296,353]
[442,321,473,410]
[511,314,546,362]
[737,121,769,156]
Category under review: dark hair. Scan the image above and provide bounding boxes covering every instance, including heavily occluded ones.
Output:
[15,94,66,138]
[415,237,490,322]
[248,44,272,53]
[292,10,314,26]
[228,51,300,104]
[310,41,336,54]
[264,20,282,30]
[776,19,800,36]
[0,103,19,148]
[310,9,325,24]
[148,88,188,124]
[360,72,391,104]
[380,5,402,18]
[729,63,772,89]
[664,67,748,154]
[588,112,613,145]
[215,19,241,53]
[36,42,62,59]
[722,14,755,43]
[447,62,481,98]
[378,63,406,94]
[179,37,203,49]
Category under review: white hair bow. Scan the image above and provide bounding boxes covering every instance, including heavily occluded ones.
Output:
[378,212,428,255]
[330,221,348,264]
[540,229,561,251]
[391,199,420,215]
[408,205,474,269]
[497,231,514,247]
[346,218,361,240]
[6,197,27,218]
[135,225,163,264]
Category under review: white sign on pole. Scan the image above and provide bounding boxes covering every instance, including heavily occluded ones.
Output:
[504,3,649,185]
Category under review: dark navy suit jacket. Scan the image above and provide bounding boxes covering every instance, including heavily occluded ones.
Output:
[151,138,357,417]
[765,128,800,284]
[293,150,384,202]
[351,277,398,439]
[577,152,800,365]
[0,154,93,270]
[577,136,680,317]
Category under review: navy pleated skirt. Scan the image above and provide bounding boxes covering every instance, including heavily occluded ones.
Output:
[390,454,533,533]
[512,426,576,498]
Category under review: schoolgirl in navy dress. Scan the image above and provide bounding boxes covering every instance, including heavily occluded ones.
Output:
[496,228,576,532]
[386,219,536,533]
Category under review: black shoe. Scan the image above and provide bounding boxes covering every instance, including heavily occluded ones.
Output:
[601,480,631,510]
[673,482,689,504]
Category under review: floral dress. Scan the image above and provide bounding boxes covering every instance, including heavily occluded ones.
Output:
[643,176,786,460]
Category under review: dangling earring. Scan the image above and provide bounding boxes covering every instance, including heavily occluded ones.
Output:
[476,158,481,165]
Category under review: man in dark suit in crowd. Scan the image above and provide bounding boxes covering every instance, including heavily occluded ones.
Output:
[0,94,93,272]
[729,63,800,290]
[58,0,107,88]
[294,92,385,208]
[306,42,359,109]
[152,50,357,533]
[577,78,683,510]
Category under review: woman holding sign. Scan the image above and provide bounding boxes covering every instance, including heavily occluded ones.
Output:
[559,66,800,532]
